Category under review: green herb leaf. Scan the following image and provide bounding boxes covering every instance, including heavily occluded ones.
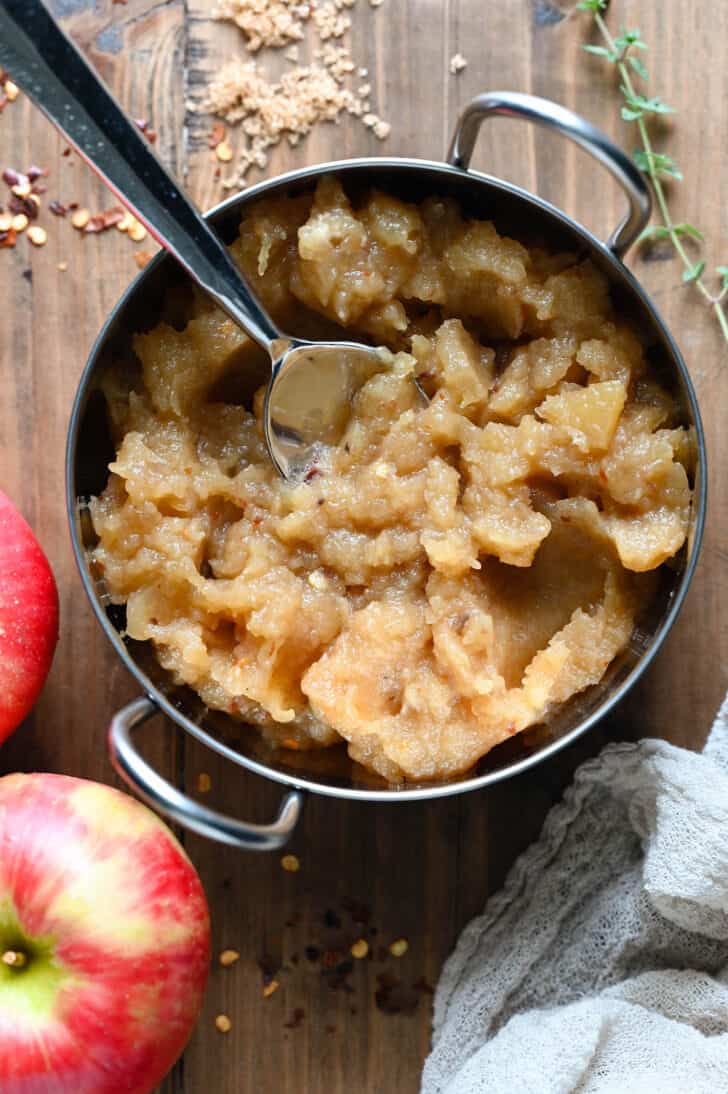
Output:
[576,0,607,11]
[716,266,728,290]
[632,150,683,180]
[614,28,647,52]
[636,224,672,245]
[582,44,616,60]
[621,88,676,117]
[622,105,644,122]
[674,223,704,241]
[628,55,648,80]
[682,261,705,283]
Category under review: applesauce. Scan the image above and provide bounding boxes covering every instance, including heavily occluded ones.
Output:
[90,178,693,783]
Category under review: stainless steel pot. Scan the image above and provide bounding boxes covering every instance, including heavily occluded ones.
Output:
[66,92,707,850]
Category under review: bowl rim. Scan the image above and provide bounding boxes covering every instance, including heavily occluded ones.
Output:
[66,154,708,801]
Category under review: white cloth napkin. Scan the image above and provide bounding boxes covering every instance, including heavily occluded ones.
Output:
[422,695,728,1094]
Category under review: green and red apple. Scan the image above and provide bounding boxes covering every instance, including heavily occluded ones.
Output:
[0,488,59,742]
[0,773,211,1093]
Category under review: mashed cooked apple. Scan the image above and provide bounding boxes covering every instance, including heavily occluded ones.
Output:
[90,178,693,783]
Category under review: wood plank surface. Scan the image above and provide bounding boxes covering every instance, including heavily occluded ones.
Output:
[1,2,726,1092]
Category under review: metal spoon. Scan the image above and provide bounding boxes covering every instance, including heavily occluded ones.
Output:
[0,0,389,480]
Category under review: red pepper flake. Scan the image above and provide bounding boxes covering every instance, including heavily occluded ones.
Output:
[134,118,157,143]
[49,200,67,217]
[283,1007,305,1030]
[342,899,372,924]
[8,194,38,220]
[2,168,26,188]
[62,147,72,157]
[27,166,48,182]
[84,206,126,233]
[134,250,154,270]
[374,973,419,1016]
[321,949,340,969]
[304,465,321,483]
[208,122,227,150]
[0,227,17,248]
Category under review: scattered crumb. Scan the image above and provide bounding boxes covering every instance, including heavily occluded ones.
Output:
[281,853,300,872]
[284,44,300,62]
[449,52,467,75]
[27,225,47,246]
[197,772,212,793]
[350,939,369,959]
[215,1014,232,1033]
[389,938,409,957]
[219,949,241,967]
[262,978,280,998]
[362,112,390,140]
[57,261,68,272]
[214,0,307,51]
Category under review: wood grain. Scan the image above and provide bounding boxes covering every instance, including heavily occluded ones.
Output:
[1,2,726,1091]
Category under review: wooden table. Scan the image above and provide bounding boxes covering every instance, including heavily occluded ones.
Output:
[1,1,726,1090]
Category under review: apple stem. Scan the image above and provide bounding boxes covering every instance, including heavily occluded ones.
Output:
[1,950,27,969]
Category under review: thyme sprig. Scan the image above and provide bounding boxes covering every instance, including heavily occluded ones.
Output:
[577,0,728,343]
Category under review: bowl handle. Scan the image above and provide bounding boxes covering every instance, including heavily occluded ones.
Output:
[447,91,652,259]
[108,696,304,850]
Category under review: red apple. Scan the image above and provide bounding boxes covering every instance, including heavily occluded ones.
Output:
[0,773,211,1093]
[0,489,59,743]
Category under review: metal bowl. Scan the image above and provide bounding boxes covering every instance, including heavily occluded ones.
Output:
[66,92,706,850]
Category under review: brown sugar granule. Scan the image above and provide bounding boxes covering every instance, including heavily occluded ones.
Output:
[215,0,308,52]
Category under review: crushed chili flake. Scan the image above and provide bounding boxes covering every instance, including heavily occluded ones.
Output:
[262,977,280,998]
[48,200,67,217]
[197,772,212,793]
[0,227,16,248]
[321,949,340,969]
[62,147,72,157]
[134,250,154,269]
[283,1007,305,1029]
[374,973,419,1016]
[2,168,24,187]
[342,899,372,924]
[84,206,126,233]
[27,166,48,182]
[134,118,157,143]
[9,194,38,220]
[219,948,241,967]
[208,122,227,149]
